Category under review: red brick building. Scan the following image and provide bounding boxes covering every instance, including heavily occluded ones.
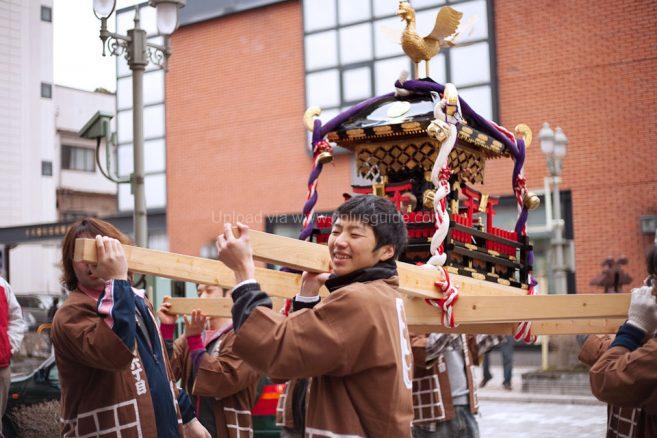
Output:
[166,0,657,294]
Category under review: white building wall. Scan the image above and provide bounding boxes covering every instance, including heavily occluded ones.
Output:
[0,2,117,294]
[9,243,60,293]
[0,0,29,227]
[54,85,117,194]
[0,0,58,294]
[0,0,55,228]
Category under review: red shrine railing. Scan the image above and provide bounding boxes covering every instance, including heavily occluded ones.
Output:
[486,227,518,257]
[450,213,472,244]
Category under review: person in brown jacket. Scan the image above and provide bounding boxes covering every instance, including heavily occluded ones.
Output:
[586,245,657,437]
[51,218,209,437]
[411,334,480,437]
[579,333,642,438]
[275,378,306,437]
[158,284,261,437]
[216,195,414,437]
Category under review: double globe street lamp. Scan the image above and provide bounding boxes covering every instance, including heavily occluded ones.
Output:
[91,0,185,247]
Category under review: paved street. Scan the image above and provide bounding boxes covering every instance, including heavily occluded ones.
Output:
[478,400,607,437]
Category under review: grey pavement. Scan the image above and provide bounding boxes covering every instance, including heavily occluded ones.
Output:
[474,350,606,436]
[476,349,602,405]
[477,365,602,405]
[478,400,607,437]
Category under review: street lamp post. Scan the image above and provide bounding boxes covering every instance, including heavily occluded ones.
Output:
[538,122,569,371]
[92,0,185,247]
[539,122,569,295]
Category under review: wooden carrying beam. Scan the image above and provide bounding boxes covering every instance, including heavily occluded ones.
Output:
[73,238,630,325]
[409,319,624,335]
[244,229,527,299]
[165,297,624,335]
[74,235,525,300]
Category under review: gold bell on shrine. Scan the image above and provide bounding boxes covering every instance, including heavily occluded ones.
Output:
[523,191,541,211]
[423,189,435,209]
[316,151,333,165]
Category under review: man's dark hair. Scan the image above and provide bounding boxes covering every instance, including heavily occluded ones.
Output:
[332,195,408,259]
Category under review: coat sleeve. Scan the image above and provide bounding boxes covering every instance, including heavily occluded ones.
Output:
[410,334,429,367]
[1,278,27,354]
[232,282,377,380]
[159,323,186,382]
[578,335,613,367]
[192,332,260,399]
[168,336,187,382]
[51,283,135,371]
[96,280,136,348]
[589,338,657,410]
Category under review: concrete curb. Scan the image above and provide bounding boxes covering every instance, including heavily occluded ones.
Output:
[478,391,604,406]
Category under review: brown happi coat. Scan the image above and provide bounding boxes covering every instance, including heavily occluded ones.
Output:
[234,277,414,437]
[580,334,656,437]
[410,334,479,425]
[274,378,305,430]
[169,329,260,437]
[52,290,183,437]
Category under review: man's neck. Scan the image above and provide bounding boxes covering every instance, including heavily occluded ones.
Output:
[78,282,103,299]
[209,317,231,331]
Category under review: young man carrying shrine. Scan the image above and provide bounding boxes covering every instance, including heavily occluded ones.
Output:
[158,284,261,437]
[52,218,209,437]
[216,195,414,437]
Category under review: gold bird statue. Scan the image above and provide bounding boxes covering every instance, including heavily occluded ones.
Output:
[396,1,467,79]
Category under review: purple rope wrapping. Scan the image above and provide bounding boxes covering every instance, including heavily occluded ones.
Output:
[319,93,395,137]
[297,93,396,243]
[513,138,529,236]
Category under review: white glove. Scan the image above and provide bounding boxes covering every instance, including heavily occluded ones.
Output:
[626,286,657,334]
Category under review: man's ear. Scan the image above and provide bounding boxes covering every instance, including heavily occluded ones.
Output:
[376,244,396,262]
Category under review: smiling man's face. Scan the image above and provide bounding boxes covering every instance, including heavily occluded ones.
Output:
[328,217,394,276]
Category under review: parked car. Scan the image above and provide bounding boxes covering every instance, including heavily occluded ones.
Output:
[3,353,60,437]
[15,294,61,331]
[1,352,285,437]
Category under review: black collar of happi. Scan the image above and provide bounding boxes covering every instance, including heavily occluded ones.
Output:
[325,259,398,293]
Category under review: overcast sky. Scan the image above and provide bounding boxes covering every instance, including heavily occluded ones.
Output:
[53,0,142,92]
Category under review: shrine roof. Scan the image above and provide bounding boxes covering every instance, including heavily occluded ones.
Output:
[325,86,510,159]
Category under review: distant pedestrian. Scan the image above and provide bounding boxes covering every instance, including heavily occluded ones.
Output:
[47,296,59,321]
[0,276,28,434]
[480,336,514,390]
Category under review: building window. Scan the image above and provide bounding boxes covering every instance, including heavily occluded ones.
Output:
[41,6,52,22]
[41,160,53,176]
[302,0,497,122]
[40,82,52,99]
[61,145,95,172]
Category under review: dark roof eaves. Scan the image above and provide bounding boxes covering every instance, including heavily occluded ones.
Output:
[115,0,290,28]
[179,0,290,27]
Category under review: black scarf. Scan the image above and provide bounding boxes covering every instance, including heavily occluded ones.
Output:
[324,258,398,293]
